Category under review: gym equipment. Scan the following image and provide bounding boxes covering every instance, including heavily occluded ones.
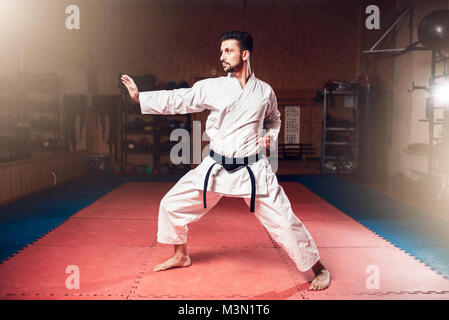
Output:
[177,80,189,88]
[324,161,337,172]
[341,160,356,171]
[123,162,135,175]
[160,163,170,175]
[169,120,185,129]
[128,118,145,130]
[127,140,135,150]
[135,164,147,175]
[165,81,177,90]
[418,9,449,50]
[135,137,150,151]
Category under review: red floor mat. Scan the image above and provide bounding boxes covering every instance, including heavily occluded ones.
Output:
[292,203,353,221]
[1,182,448,300]
[299,246,449,299]
[133,246,301,300]
[305,220,391,248]
[74,202,159,220]
[35,219,158,247]
[0,245,150,299]
[185,218,274,248]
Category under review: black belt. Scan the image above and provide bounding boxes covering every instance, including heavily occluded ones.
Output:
[204,149,262,212]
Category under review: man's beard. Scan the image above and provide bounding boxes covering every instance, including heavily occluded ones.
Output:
[224,59,243,73]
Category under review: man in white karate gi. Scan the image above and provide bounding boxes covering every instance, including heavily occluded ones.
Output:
[121,31,330,290]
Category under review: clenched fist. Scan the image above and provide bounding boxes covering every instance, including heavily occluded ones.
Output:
[257,133,272,149]
[121,74,140,103]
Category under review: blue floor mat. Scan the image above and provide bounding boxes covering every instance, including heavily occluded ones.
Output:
[0,217,67,260]
[288,174,449,278]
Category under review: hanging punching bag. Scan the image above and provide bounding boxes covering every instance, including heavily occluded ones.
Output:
[357,74,386,183]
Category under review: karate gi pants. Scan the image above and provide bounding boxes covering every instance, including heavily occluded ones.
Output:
[156,169,321,272]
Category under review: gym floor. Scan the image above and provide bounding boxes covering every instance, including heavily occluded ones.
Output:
[1,172,448,300]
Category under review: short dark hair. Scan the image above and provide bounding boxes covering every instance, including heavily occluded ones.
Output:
[220,31,253,55]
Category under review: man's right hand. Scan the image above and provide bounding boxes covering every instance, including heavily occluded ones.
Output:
[257,133,272,149]
[121,74,140,103]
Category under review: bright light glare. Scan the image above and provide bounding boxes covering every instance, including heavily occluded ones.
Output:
[433,81,449,106]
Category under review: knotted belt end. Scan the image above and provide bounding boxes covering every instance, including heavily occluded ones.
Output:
[204,150,260,213]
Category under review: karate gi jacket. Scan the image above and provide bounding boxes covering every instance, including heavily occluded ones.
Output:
[139,72,281,198]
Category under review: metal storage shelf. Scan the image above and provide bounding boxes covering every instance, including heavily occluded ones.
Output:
[321,88,359,175]
[0,72,62,162]
[119,76,191,173]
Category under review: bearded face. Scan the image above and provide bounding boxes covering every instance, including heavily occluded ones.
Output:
[220,39,247,73]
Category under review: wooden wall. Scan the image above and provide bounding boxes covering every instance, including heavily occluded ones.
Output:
[2,0,403,184]
[0,152,87,204]
[0,0,365,159]
[1,0,363,89]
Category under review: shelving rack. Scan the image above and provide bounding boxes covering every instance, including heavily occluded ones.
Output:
[118,75,191,174]
[406,49,449,200]
[11,72,61,161]
[321,89,359,174]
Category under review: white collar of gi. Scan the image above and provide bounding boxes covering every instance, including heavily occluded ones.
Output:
[227,72,255,80]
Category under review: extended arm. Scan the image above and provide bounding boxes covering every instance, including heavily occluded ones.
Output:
[121,74,207,115]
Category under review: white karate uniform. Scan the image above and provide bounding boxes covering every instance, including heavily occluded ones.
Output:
[139,73,320,272]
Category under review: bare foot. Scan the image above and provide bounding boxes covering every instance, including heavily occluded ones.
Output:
[309,261,330,291]
[309,269,331,290]
[153,254,191,272]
